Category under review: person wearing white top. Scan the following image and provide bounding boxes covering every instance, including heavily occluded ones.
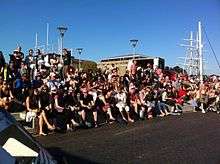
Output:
[116,87,134,123]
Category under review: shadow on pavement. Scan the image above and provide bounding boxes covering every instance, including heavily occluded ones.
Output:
[47,147,100,164]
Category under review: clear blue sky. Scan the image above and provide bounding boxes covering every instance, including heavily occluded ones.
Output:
[0,0,220,74]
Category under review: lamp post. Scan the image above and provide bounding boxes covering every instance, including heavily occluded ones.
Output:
[130,39,138,59]
[57,26,68,62]
[76,48,83,70]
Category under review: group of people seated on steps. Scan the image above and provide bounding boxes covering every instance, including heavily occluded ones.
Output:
[0,47,220,136]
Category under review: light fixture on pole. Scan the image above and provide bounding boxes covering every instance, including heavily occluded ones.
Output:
[57,26,68,62]
[76,48,83,70]
[130,39,138,59]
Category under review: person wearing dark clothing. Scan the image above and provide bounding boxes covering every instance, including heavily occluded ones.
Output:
[63,88,80,128]
[26,88,54,136]
[79,88,96,127]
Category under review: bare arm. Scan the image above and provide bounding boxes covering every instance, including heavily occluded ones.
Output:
[54,97,64,110]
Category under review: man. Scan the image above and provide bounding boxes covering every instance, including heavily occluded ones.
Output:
[79,87,97,127]
[12,47,24,71]
[25,49,35,68]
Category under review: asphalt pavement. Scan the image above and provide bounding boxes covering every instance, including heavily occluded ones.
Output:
[37,112,220,164]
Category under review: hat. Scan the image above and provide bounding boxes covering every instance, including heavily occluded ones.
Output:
[13,49,19,52]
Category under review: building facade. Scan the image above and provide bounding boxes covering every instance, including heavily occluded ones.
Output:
[97,54,165,76]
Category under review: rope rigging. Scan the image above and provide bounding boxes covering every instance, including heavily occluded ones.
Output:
[202,25,220,71]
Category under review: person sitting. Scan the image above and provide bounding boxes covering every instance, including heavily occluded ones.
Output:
[63,87,80,130]
[79,87,96,127]
[0,80,13,110]
[115,86,134,123]
[26,88,54,136]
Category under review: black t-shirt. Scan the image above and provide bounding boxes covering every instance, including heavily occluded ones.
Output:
[39,92,51,109]
[145,91,154,102]
[54,93,65,107]
[80,93,93,105]
[63,94,79,106]
[29,95,39,109]
[63,54,71,66]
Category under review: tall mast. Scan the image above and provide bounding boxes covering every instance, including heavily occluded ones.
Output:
[35,32,38,51]
[46,23,49,53]
[198,21,203,83]
[189,31,193,75]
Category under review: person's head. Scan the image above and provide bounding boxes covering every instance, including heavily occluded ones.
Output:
[21,61,25,68]
[50,72,56,80]
[68,87,74,94]
[147,63,151,68]
[81,87,88,96]
[13,49,19,55]
[33,88,39,95]
[67,66,75,74]
[167,86,172,92]
[29,49,34,55]
[41,85,49,93]
[117,85,123,93]
[21,73,28,81]
[63,48,68,55]
[29,88,38,98]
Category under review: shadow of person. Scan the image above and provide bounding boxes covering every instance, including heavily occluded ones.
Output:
[47,147,101,164]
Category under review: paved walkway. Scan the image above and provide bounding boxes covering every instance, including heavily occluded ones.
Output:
[37,112,220,164]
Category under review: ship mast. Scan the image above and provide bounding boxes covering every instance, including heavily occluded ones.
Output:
[198,21,203,83]
[178,21,204,83]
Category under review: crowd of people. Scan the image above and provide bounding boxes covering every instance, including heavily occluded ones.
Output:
[0,47,220,136]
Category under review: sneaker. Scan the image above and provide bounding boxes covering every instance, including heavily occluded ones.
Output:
[148,115,153,119]
[85,121,92,128]
[72,122,80,127]
[128,119,134,123]
[201,109,206,114]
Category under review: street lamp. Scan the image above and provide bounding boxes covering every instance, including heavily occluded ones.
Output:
[76,48,83,70]
[57,26,68,62]
[130,39,138,59]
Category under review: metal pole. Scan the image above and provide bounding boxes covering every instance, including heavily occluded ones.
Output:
[189,31,193,75]
[57,37,60,54]
[76,48,83,71]
[60,35,63,62]
[133,46,135,60]
[46,23,49,53]
[35,33,38,51]
[79,55,80,71]
[198,21,203,83]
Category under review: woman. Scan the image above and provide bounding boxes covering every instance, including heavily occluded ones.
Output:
[53,87,69,131]
[0,80,14,109]
[63,87,80,129]
[128,84,139,116]
[26,88,54,136]
[139,86,147,119]
[162,86,177,113]
[95,88,115,123]
[115,86,134,123]
[0,51,6,79]
[197,84,209,113]
[39,85,54,122]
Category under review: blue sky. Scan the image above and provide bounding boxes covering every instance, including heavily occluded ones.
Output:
[0,0,220,74]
